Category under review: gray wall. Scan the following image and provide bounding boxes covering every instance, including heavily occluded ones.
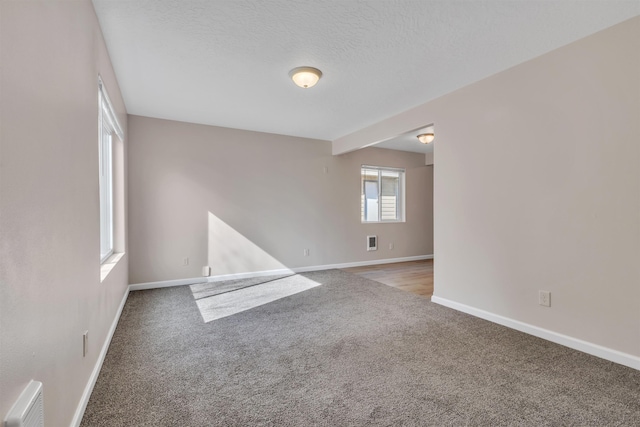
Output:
[0,1,129,426]
[335,17,640,359]
[433,17,639,359]
[128,115,433,284]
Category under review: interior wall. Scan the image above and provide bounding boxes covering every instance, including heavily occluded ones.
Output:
[127,115,433,284]
[435,16,639,358]
[0,1,129,426]
[335,17,640,359]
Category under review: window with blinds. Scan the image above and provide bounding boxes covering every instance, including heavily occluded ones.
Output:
[361,166,405,223]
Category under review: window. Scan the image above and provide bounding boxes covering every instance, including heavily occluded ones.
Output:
[98,77,122,263]
[361,165,405,222]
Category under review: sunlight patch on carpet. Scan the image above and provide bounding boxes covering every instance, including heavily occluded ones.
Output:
[192,275,322,322]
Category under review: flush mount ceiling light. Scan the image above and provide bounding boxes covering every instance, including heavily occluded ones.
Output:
[417,133,435,144]
[289,66,322,89]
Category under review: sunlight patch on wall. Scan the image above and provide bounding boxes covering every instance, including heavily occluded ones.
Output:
[208,211,287,275]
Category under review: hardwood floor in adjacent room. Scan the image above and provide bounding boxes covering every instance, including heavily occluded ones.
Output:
[342,259,434,298]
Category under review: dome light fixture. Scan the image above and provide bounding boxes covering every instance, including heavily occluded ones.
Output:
[289,66,322,89]
[417,133,435,144]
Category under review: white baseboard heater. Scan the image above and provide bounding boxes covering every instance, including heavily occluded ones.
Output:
[4,380,44,427]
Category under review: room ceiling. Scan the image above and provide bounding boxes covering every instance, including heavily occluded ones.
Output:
[92,1,638,144]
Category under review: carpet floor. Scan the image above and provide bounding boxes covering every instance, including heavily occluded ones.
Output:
[81,270,640,426]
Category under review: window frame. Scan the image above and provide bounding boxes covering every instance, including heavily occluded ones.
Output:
[361,165,406,223]
[98,76,123,264]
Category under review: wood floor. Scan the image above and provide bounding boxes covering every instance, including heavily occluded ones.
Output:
[342,259,434,298]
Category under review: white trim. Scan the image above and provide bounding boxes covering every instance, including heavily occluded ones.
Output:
[100,252,125,283]
[71,287,130,427]
[129,254,434,291]
[431,296,640,371]
[130,276,210,291]
[97,75,124,140]
[362,164,406,173]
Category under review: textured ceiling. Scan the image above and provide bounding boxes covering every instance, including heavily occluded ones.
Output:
[92,0,639,143]
[376,126,435,154]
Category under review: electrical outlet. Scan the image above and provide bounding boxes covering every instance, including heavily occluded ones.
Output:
[539,290,551,307]
[389,243,394,250]
[82,331,89,357]
[183,257,189,266]
[303,249,310,256]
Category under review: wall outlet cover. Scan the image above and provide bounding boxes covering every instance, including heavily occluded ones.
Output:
[539,290,551,307]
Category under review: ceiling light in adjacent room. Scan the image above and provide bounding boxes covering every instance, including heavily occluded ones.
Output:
[417,133,435,144]
[289,66,322,88]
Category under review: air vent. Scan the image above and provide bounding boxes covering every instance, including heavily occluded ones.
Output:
[367,235,378,251]
[4,380,44,427]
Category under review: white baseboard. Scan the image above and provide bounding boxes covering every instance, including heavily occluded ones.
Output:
[129,254,434,291]
[431,296,640,371]
[70,287,130,427]
[129,276,207,291]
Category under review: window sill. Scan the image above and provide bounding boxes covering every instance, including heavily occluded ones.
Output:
[100,252,125,282]
[361,221,406,224]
